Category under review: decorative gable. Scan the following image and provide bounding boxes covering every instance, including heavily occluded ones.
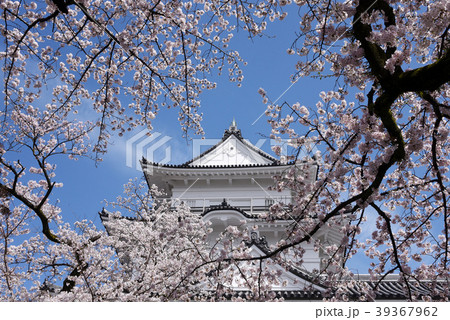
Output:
[188,134,274,166]
[187,120,276,167]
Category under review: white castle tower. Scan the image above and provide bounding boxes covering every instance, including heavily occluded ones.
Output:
[141,121,340,274]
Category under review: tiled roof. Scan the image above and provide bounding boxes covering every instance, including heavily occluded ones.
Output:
[182,128,278,166]
[141,157,293,169]
[141,127,287,169]
[202,202,260,219]
[346,279,449,300]
[220,280,449,301]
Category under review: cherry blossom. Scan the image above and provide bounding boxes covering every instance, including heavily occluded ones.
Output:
[260,0,450,301]
[0,0,449,301]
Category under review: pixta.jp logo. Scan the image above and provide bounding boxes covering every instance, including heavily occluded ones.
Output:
[126,130,172,171]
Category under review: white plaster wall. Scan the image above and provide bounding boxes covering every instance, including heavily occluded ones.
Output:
[171,178,292,208]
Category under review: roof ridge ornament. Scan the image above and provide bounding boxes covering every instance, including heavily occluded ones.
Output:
[224,118,243,139]
[229,118,237,131]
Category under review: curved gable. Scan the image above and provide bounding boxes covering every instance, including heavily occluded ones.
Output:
[189,134,274,167]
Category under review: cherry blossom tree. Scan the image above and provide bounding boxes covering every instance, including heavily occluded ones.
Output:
[0,0,283,301]
[1,0,449,301]
[0,176,214,301]
[257,0,450,301]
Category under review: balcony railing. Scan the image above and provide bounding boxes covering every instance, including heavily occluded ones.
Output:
[170,196,291,214]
